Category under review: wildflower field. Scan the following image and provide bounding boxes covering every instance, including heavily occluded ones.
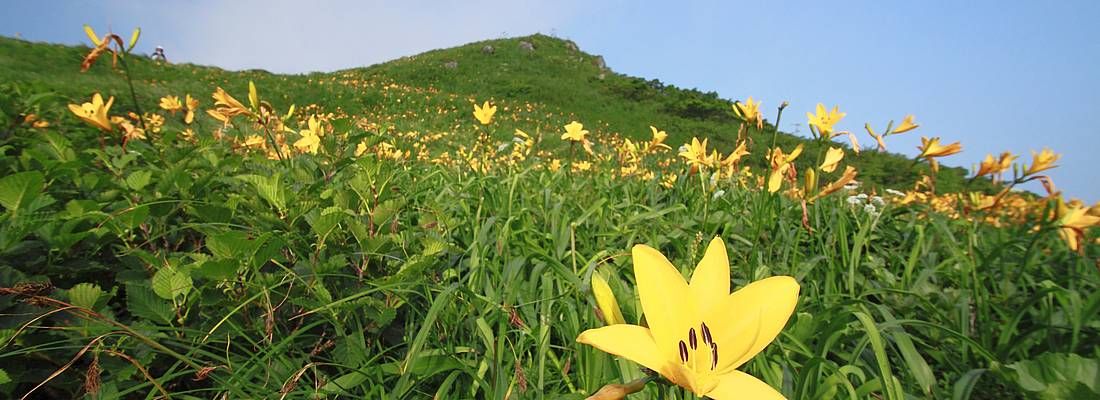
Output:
[0,31,1098,399]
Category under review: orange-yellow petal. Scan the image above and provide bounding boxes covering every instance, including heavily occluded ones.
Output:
[706,276,799,372]
[689,237,730,316]
[576,324,669,377]
[706,370,786,400]
[633,244,697,363]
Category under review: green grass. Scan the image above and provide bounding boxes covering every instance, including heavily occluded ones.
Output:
[0,34,994,194]
[0,34,1096,399]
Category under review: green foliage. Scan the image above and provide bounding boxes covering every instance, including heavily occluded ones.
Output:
[0,34,1093,400]
[1000,353,1100,399]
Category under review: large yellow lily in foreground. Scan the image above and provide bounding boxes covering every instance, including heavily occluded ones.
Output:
[578,237,799,399]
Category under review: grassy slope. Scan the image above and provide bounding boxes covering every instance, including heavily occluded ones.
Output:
[0,34,990,193]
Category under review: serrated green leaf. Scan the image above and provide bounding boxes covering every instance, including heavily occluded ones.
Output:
[68,283,104,309]
[195,259,238,280]
[152,266,192,300]
[0,171,45,217]
[126,284,173,324]
[125,170,153,191]
[236,174,286,212]
[206,231,252,259]
[1004,353,1100,399]
[0,368,9,385]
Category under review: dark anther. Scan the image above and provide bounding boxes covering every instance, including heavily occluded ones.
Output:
[710,343,719,370]
[701,322,713,345]
[678,340,689,363]
[688,328,698,350]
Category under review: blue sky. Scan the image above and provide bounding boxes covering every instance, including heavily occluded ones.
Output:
[5,1,1099,202]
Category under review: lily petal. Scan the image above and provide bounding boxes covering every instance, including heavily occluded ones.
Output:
[633,244,697,363]
[576,324,670,377]
[706,370,786,400]
[690,237,730,316]
[707,276,799,371]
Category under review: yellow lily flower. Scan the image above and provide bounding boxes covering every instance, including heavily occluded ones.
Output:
[294,116,324,154]
[917,137,962,159]
[646,126,671,152]
[242,135,266,149]
[865,123,887,152]
[211,87,251,119]
[733,97,764,130]
[974,152,1017,178]
[577,237,798,399]
[806,103,845,138]
[67,93,114,132]
[893,114,919,134]
[159,95,182,113]
[184,94,199,124]
[473,101,497,125]
[355,141,369,157]
[1024,148,1060,176]
[591,272,626,325]
[679,137,712,169]
[719,141,750,171]
[561,121,589,142]
[1055,203,1100,253]
[767,144,803,193]
[819,147,845,173]
[809,166,858,202]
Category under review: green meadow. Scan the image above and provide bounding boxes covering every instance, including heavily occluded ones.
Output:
[0,33,1097,399]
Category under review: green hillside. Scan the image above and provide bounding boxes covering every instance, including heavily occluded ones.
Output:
[0,34,989,193]
[0,33,1094,399]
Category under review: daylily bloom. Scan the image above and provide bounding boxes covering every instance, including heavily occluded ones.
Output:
[355,141,369,157]
[718,141,750,171]
[1024,148,1060,176]
[159,95,182,113]
[561,121,589,142]
[917,137,962,159]
[767,144,803,193]
[1055,202,1100,252]
[212,87,251,119]
[819,147,845,173]
[242,135,267,149]
[865,123,887,152]
[806,103,845,139]
[294,116,324,154]
[810,166,858,202]
[68,93,114,131]
[733,97,764,129]
[184,94,199,124]
[679,137,713,169]
[892,114,919,134]
[577,237,798,399]
[473,101,497,125]
[646,126,671,152]
[974,152,1017,178]
[591,273,626,325]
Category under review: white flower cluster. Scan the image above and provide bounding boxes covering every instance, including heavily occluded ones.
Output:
[845,192,886,217]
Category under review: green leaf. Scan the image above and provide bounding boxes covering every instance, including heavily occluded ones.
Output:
[152,266,192,300]
[126,284,173,324]
[206,231,253,259]
[68,283,104,309]
[0,368,9,385]
[236,174,286,212]
[195,259,238,280]
[125,170,153,191]
[1003,353,1100,399]
[0,171,45,217]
